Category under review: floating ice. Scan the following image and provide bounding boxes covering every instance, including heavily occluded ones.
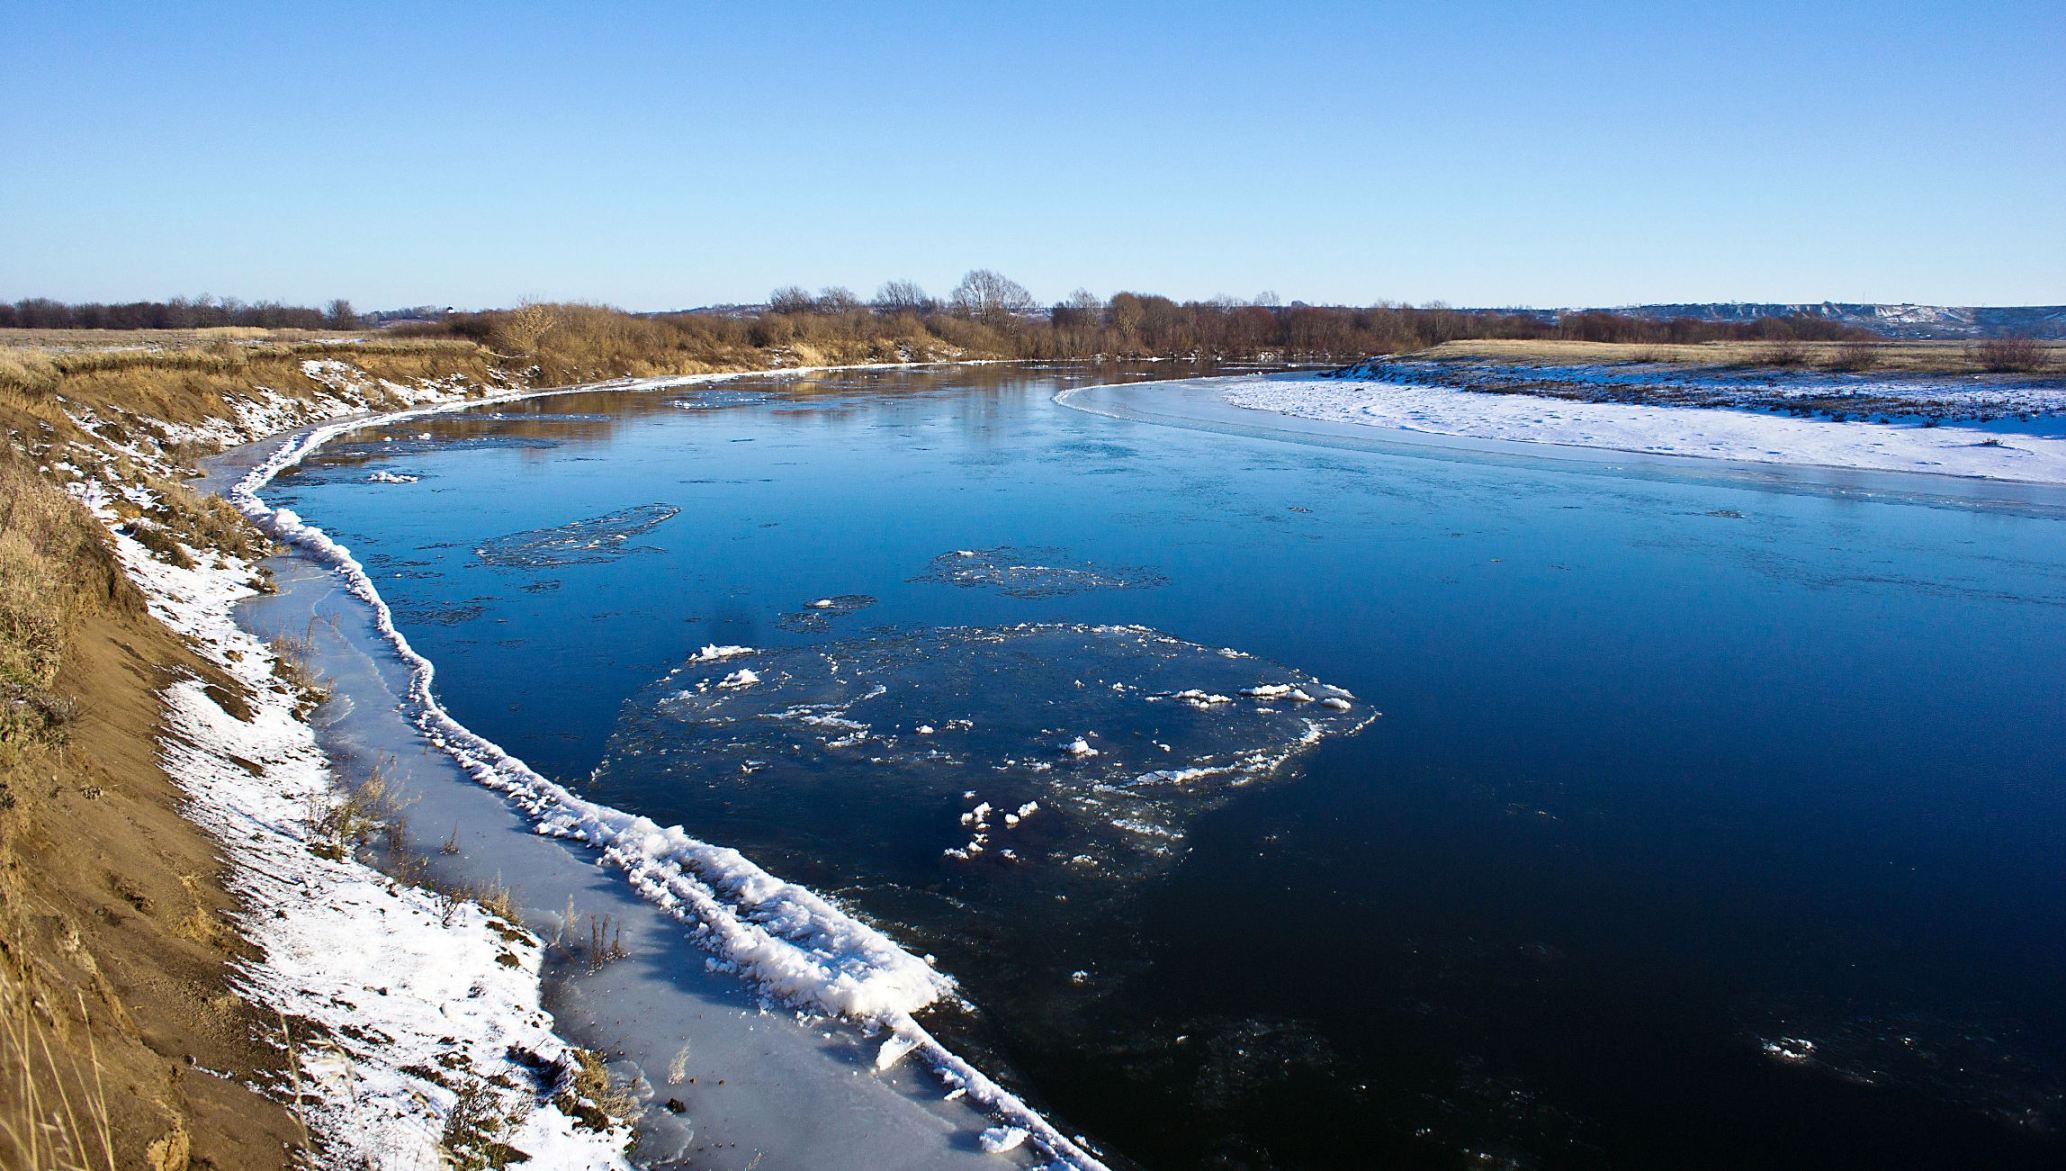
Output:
[668,387,782,410]
[690,644,756,662]
[475,503,679,568]
[913,546,1168,598]
[775,593,878,633]
[590,624,1374,880]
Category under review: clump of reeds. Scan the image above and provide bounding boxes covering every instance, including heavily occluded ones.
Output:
[268,619,330,713]
[307,762,395,862]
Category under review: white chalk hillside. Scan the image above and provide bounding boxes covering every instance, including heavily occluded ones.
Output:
[1220,374,2066,484]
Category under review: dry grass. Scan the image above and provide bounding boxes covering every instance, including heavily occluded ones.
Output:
[308,765,396,863]
[0,458,124,768]
[554,1048,637,1134]
[0,929,119,1171]
[1,337,495,450]
[0,327,364,354]
[1422,336,2063,375]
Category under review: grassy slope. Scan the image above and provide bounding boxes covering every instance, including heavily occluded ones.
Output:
[0,339,518,1170]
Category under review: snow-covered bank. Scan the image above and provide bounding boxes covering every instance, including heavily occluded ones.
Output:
[223,372,1112,1168]
[67,469,633,1169]
[1217,373,2066,484]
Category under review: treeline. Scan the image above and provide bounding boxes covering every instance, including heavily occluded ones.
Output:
[0,296,361,330]
[686,270,1871,360]
[6,274,1870,364]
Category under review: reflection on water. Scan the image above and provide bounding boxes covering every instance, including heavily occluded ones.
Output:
[276,362,2066,1170]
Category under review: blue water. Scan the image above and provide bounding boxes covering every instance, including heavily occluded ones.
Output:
[271,365,2066,1169]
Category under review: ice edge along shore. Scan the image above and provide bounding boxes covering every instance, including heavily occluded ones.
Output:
[1211,370,2066,485]
[68,363,1109,1170]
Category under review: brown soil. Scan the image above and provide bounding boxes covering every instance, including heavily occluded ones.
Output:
[3,598,307,1170]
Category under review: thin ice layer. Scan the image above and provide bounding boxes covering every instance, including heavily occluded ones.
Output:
[476,503,681,568]
[913,546,1169,598]
[595,624,1375,876]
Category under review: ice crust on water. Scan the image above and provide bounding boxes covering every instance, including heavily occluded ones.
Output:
[596,624,1374,876]
[475,502,680,568]
[914,545,1169,598]
[231,381,1116,1170]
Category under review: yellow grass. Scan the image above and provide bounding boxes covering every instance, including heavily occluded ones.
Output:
[0,326,365,353]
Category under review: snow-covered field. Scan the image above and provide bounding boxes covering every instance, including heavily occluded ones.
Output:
[1220,372,2066,484]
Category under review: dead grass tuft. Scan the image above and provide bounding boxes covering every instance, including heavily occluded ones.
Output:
[0,909,120,1171]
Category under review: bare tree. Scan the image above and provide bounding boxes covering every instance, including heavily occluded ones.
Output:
[1971,334,2050,373]
[949,269,1034,322]
[768,286,814,314]
[324,298,358,329]
[494,301,559,357]
[815,286,861,314]
[872,279,933,314]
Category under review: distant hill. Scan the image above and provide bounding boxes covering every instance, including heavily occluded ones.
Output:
[1565,302,2066,339]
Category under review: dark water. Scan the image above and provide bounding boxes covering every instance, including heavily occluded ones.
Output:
[271,364,2066,1169]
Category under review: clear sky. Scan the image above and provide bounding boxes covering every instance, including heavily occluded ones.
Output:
[4,1,2061,310]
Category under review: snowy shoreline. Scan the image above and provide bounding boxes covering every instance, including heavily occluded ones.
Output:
[66,380,637,1167]
[215,367,1109,1167]
[1215,371,2066,485]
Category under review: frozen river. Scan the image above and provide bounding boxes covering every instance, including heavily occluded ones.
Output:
[252,363,2066,1169]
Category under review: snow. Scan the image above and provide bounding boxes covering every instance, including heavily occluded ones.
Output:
[691,643,758,662]
[981,1126,1031,1154]
[1219,373,2066,484]
[71,458,631,1168]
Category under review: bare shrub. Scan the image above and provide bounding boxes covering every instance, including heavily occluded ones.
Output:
[1970,335,2050,374]
[1753,338,1810,367]
[491,302,559,359]
[1824,341,1882,372]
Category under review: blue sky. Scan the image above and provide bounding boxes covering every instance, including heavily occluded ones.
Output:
[4,1,2061,310]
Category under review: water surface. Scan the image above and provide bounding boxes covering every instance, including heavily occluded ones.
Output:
[271,364,2066,1169]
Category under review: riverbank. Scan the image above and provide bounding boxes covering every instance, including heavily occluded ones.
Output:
[2,339,1112,1168]
[2,342,651,1167]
